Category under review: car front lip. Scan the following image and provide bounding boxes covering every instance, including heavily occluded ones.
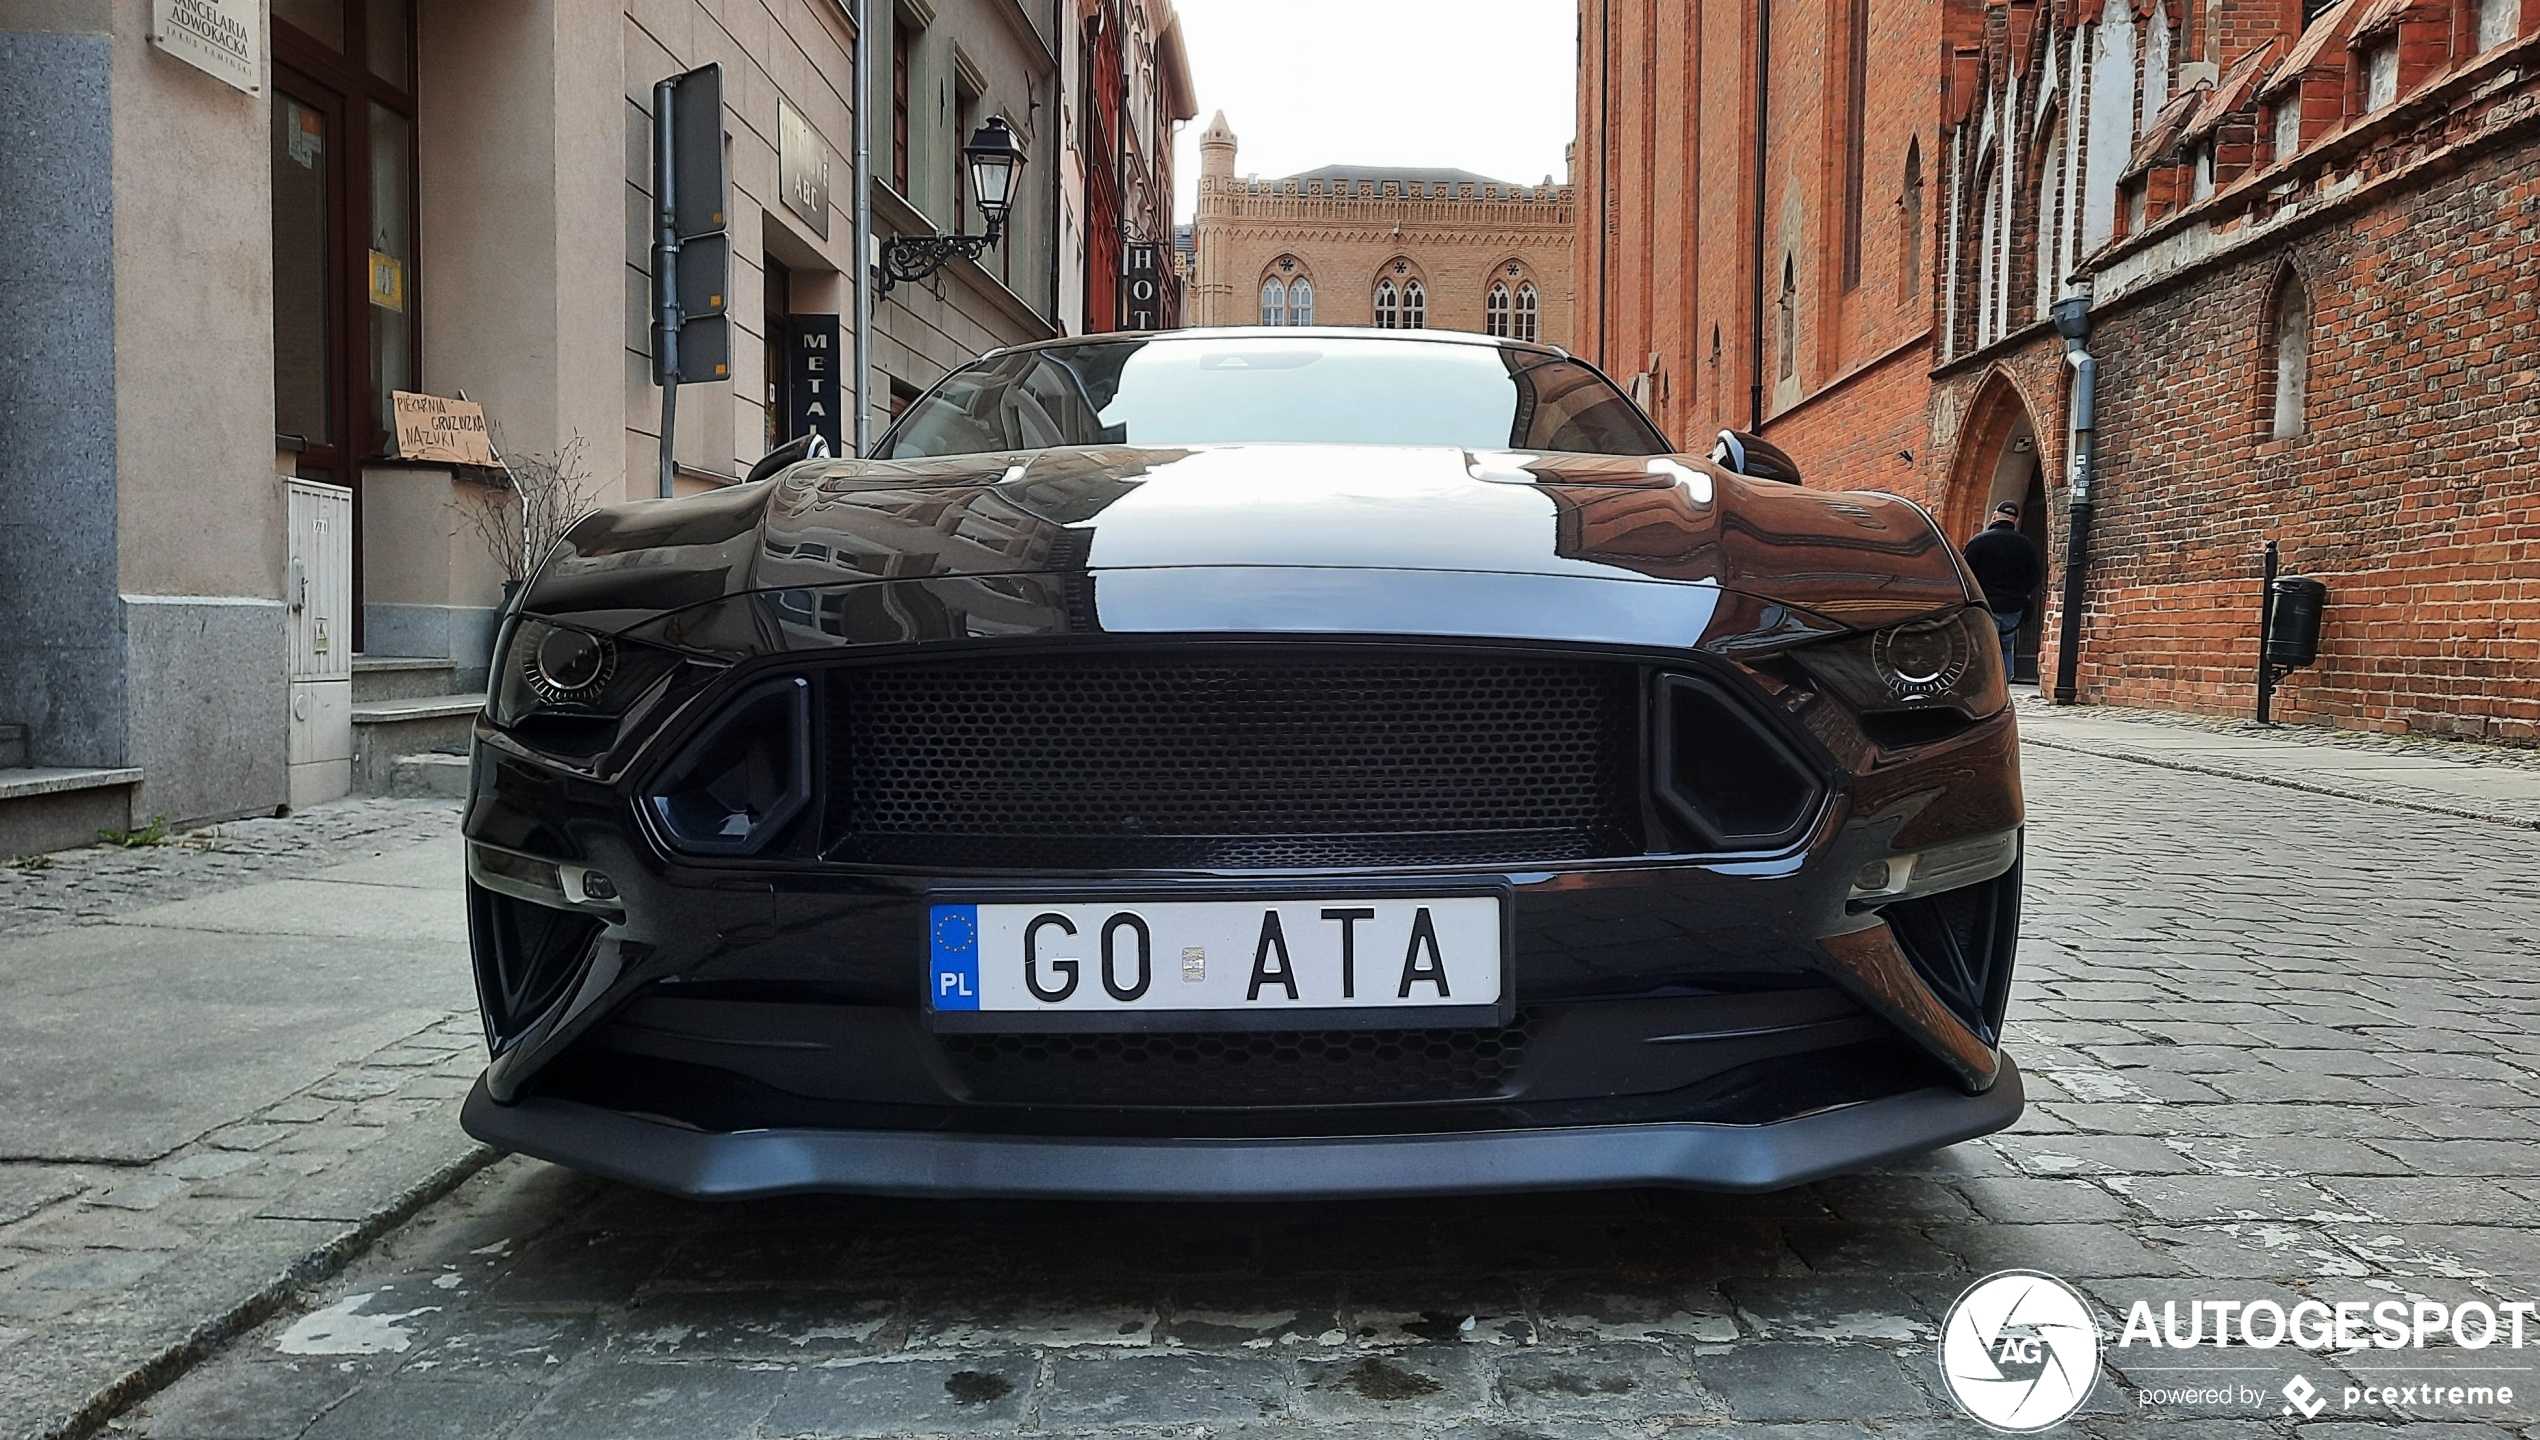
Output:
[460,1054,2023,1201]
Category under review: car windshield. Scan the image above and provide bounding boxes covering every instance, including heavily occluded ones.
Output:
[880,335,1669,458]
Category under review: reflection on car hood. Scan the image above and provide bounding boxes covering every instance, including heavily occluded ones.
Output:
[528,444,1973,655]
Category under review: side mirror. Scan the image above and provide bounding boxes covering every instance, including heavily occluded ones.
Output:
[1709,429,1803,485]
[744,431,832,485]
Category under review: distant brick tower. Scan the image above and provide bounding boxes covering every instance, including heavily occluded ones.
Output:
[1192,113,1239,325]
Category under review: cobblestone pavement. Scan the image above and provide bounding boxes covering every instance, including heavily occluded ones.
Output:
[0,801,464,938]
[0,802,485,1440]
[99,742,2540,1439]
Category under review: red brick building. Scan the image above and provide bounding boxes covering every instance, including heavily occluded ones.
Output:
[1578,0,2540,737]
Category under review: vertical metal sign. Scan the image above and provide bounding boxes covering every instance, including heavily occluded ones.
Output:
[1119,242,1161,331]
[786,316,845,456]
[652,63,731,498]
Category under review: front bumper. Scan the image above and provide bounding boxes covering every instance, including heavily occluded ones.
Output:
[461,1054,2021,1200]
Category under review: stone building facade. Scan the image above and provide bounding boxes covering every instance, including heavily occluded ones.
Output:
[0,0,1150,852]
[1577,0,2540,737]
[1188,114,1576,345]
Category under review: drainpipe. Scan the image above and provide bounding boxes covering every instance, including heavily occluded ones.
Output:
[2049,292,2096,705]
[851,0,874,456]
[1748,0,1772,431]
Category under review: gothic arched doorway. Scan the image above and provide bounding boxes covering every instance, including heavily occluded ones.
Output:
[1946,376,2052,685]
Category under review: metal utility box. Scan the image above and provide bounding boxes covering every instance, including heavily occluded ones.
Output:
[286,478,354,809]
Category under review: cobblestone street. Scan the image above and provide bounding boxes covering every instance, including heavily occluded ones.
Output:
[83,724,2540,1439]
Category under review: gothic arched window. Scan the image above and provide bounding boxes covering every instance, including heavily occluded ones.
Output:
[1514,283,1540,343]
[2262,266,2311,439]
[1899,138,1924,308]
[1290,278,1314,325]
[1777,256,1798,381]
[1374,278,1399,328]
[1260,277,1287,326]
[1486,283,1511,337]
[1403,279,1427,329]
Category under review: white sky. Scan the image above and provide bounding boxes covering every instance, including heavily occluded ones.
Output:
[1170,1,1579,224]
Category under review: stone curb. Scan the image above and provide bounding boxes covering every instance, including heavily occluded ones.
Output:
[28,1139,501,1440]
[2021,732,2540,831]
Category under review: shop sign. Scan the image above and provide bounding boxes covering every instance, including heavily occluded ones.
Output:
[1120,242,1161,331]
[151,0,260,95]
[786,316,845,454]
[390,392,499,468]
[778,101,831,239]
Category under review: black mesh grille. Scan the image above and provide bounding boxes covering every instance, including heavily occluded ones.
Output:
[939,1013,1536,1108]
[827,653,1639,869]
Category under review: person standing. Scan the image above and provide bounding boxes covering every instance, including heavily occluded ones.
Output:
[1962,502,2043,680]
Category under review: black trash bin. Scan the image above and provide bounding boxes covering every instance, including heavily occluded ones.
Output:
[2267,576,2327,668]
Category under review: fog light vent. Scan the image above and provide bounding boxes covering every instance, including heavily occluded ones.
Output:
[467,881,604,1053]
[646,677,813,856]
[1884,865,2021,1045]
[1653,674,1822,850]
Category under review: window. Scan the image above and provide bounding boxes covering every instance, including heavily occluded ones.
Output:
[882,335,1673,457]
[1290,278,1314,325]
[1374,279,1399,328]
[1899,139,1923,306]
[2036,114,2066,317]
[952,72,981,231]
[1839,0,1871,289]
[2264,269,2311,439]
[891,18,914,195]
[2364,40,2399,109]
[1974,151,2002,347]
[1777,256,1798,380]
[270,0,417,496]
[1514,283,1539,343]
[2480,0,2519,50]
[1486,282,1511,337]
[1260,276,1287,326]
[1403,279,1426,329]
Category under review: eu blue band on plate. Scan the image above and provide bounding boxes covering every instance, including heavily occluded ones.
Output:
[930,904,980,1010]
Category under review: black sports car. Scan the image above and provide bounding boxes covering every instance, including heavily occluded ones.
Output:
[459,328,2024,1200]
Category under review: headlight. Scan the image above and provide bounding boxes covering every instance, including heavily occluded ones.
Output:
[489,618,686,730]
[1792,607,2007,718]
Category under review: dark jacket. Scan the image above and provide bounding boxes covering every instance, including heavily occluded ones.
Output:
[1963,523,2043,613]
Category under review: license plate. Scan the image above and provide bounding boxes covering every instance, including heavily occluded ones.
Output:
[927,894,1506,1031]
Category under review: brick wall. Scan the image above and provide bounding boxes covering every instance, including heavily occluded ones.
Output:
[2083,103,2540,739]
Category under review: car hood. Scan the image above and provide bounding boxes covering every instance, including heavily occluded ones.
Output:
[526,444,1973,657]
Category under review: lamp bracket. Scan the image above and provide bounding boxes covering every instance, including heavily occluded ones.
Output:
[875,221,1003,296]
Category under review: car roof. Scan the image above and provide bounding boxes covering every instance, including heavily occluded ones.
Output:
[981,327,1572,364]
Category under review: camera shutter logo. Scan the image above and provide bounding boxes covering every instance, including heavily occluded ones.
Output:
[1939,1270,2102,1431]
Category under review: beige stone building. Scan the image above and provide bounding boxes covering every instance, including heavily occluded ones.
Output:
[1187,114,1575,345]
[0,0,1077,851]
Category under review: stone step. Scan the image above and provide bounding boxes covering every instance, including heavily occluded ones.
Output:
[0,766,146,855]
[353,655,462,703]
[389,752,471,799]
[351,694,483,796]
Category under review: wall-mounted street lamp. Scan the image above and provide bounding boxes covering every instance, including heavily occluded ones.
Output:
[875,118,1027,295]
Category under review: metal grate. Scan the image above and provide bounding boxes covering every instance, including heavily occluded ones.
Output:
[939,1013,1536,1108]
[828,652,1639,869]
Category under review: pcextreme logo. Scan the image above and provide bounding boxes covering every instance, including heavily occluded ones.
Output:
[1939,1270,2104,1431]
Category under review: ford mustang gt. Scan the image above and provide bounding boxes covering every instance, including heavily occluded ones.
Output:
[458,327,2025,1200]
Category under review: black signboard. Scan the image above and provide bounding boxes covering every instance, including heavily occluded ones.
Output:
[786,314,845,454]
[1120,242,1162,331]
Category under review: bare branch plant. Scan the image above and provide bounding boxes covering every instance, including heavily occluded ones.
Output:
[456,433,605,586]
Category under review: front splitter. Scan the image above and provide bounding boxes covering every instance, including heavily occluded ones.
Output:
[459,1054,2021,1201]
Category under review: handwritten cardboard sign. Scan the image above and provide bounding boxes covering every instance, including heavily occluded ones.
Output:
[390,392,499,468]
